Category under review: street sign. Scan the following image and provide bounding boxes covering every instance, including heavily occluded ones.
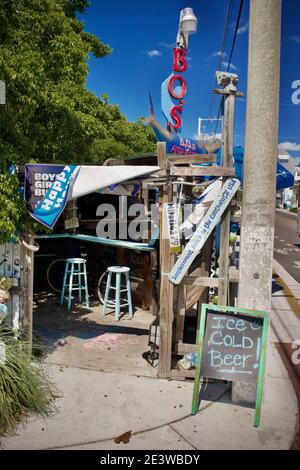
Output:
[169,177,240,284]
[165,202,181,254]
[192,304,269,428]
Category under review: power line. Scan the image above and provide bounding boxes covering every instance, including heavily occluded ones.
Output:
[226,0,244,71]
[207,0,235,130]
[213,0,244,137]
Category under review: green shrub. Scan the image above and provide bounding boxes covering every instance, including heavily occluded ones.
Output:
[0,328,57,437]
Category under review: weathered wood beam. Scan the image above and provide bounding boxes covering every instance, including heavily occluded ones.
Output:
[182,276,219,288]
[157,142,174,379]
[167,154,216,165]
[170,166,235,177]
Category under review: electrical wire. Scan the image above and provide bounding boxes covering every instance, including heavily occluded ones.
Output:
[226,0,244,71]
[213,0,244,137]
[207,0,235,134]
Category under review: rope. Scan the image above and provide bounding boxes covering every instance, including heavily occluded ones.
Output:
[20,238,40,252]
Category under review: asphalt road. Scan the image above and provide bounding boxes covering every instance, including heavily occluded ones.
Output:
[273,210,300,449]
[274,209,300,283]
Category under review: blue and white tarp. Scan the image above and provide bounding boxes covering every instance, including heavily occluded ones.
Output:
[223,146,294,191]
[25,164,160,229]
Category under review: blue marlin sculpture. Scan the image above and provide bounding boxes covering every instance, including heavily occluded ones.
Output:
[143,95,221,156]
[143,96,294,192]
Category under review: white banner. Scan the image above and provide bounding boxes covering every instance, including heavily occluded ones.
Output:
[69,166,160,200]
[180,179,222,239]
[169,178,240,285]
[165,202,181,254]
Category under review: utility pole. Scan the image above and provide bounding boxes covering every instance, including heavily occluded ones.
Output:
[232,0,282,403]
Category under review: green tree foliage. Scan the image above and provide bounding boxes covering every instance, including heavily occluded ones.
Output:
[0,0,156,240]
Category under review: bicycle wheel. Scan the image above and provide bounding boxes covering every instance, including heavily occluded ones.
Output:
[97,271,108,304]
[47,258,66,293]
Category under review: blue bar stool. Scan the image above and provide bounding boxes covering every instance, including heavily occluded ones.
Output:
[102,266,133,321]
[60,258,89,311]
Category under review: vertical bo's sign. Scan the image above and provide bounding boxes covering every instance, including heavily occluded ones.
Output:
[162,47,188,133]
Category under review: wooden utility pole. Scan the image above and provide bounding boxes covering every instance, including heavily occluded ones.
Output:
[157,142,174,378]
[216,79,239,305]
[233,0,282,403]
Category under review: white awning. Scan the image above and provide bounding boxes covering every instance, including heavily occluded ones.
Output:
[69,165,161,200]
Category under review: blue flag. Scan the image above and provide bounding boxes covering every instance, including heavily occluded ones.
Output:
[29,165,77,229]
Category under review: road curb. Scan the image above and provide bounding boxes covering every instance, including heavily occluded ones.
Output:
[276,208,297,218]
[273,258,300,304]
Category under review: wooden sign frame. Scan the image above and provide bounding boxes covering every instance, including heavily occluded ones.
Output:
[192,303,269,427]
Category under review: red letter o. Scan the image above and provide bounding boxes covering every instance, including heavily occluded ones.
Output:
[168,75,187,100]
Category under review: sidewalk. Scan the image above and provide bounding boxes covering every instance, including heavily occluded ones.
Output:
[1,263,299,450]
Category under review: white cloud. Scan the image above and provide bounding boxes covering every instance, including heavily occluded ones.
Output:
[290,36,300,44]
[222,61,238,70]
[230,19,248,34]
[211,51,227,58]
[278,142,300,151]
[159,41,176,48]
[237,21,249,35]
[146,49,162,58]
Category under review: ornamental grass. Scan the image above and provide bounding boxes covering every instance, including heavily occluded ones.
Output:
[0,327,57,437]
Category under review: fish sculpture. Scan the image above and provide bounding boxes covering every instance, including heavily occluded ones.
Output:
[142,94,221,156]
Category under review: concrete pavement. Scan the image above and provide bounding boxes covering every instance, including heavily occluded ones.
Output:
[1,261,299,450]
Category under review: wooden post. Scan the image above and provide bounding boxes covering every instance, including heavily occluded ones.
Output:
[150,250,159,316]
[196,234,213,338]
[218,92,235,305]
[157,142,174,378]
[174,284,187,347]
[22,233,35,353]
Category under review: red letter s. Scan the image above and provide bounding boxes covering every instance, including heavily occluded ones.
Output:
[170,106,183,130]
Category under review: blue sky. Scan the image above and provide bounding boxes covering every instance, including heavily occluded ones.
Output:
[80,0,300,158]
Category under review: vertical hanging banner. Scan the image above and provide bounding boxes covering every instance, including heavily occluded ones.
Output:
[165,202,181,254]
[29,165,78,229]
[169,178,240,284]
[25,164,65,212]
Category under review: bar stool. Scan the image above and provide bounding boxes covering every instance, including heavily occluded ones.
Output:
[102,266,133,321]
[60,258,89,311]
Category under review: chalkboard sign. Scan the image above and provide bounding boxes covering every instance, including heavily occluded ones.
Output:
[192,304,269,427]
[201,312,263,384]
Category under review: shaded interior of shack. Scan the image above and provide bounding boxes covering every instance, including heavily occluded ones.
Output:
[31,157,214,374]
[31,169,156,374]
